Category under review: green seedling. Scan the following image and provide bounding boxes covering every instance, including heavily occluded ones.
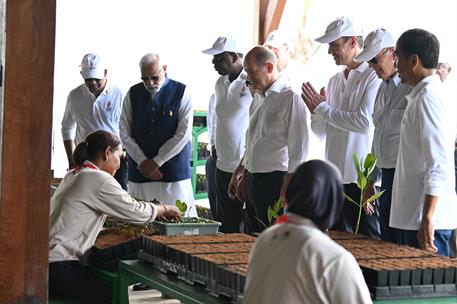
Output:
[345,153,385,234]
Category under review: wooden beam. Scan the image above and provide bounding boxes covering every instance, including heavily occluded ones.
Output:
[0,0,56,302]
[258,0,287,44]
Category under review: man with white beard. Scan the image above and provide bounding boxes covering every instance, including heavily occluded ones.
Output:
[120,53,196,216]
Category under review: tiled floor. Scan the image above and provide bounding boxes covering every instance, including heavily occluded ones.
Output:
[128,286,181,304]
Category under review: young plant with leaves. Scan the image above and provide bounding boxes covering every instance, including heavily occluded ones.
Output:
[344,153,385,234]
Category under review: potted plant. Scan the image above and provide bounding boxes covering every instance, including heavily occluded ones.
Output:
[153,200,221,235]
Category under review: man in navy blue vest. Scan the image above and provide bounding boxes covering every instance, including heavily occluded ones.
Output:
[120,53,197,216]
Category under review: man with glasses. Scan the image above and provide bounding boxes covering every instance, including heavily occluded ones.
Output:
[301,17,382,238]
[354,29,412,242]
[202,36,252,232]
[120,53,197,215]
[61,53,128,189]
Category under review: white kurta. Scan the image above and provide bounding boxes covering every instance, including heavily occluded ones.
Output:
[120,82,196,217]
[244,214,372,304]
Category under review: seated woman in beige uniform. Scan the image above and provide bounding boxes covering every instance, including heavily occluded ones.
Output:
[243,160,372,304]
[49,130,181,303]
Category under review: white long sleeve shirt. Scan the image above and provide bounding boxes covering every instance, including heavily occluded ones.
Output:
[371,74,412,181]
[243,77,309,173]
[61,81,124,144]
[244,214,372,304]
[207,94,216,148]
[390,75,457,230]
[49,162,157,264]
[214,71,252,173]
[311,62,381,183]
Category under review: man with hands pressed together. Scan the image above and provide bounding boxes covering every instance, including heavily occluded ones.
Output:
[302,17,381,238]
[120,53,197,216]
[390,29,457,256]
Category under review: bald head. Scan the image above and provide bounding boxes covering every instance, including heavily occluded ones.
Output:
[244,46,279,94]
[246,46,278,68]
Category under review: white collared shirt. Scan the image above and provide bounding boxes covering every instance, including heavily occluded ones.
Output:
[244,213,372,304]
[61,81,124,144]
[311,62,381,183]
[243,77,309,173]
[214,71,252,173]
[390,75,457,230]
[49,161,157,264]
[372,73,412,169]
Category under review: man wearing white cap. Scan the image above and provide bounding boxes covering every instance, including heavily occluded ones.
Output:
[120,53,197,216]
[302,17,382,238]
[229,46,309,233]
[61,53,127,189]
[264,30,305,93]
[354,29,412,242]
[202,36,252,232]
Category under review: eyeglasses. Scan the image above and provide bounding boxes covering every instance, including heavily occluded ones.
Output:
[212,53,228,64]
[368,48,390,65]
[141,68,162,82]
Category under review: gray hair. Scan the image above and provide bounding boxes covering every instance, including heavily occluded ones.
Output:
[139,53,160,69]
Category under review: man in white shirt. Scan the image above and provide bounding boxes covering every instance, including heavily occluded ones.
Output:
[120,53,197,216]
[229,46,309,233]
[302,17,382,238]
[61,53,127,189]
[391,29,457,256]
[354,29,412,242]
[202,36,253,232]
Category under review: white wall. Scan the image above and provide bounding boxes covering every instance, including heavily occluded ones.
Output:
[52,0,457,176]
[52,0,256,176]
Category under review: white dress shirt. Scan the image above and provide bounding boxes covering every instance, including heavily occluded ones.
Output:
[243,77,309,173]
[207,94,216,148]
[244,214,372,304]
[390,75,457,230]
[311,62,382,183]
[120,83,196,216]
[49,161,157,264]
[61,81,124,144]
[371,74,411,180]
[214,71,252,173]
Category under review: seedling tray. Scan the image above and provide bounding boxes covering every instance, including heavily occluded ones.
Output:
[153,218,221,236]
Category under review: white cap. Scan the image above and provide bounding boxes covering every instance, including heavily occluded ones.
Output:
[202,36,240,55]
[355,29,395,62]
[315,17,363,43]
[264,30,288,48]
[80,53,105,79]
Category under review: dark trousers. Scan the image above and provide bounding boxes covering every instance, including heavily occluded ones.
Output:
[215,168,243,233]
[49,261,111,303]
[205,155,218,221]
[379,168,396,242]
[450,149,457,257]
[333,183,380,239]
[244,170,286,234]
[393,228,452,257]
[114,155,128,190]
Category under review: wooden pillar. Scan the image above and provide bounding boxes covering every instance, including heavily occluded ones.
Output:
[257,0,287,44]
[0,0,56,302]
